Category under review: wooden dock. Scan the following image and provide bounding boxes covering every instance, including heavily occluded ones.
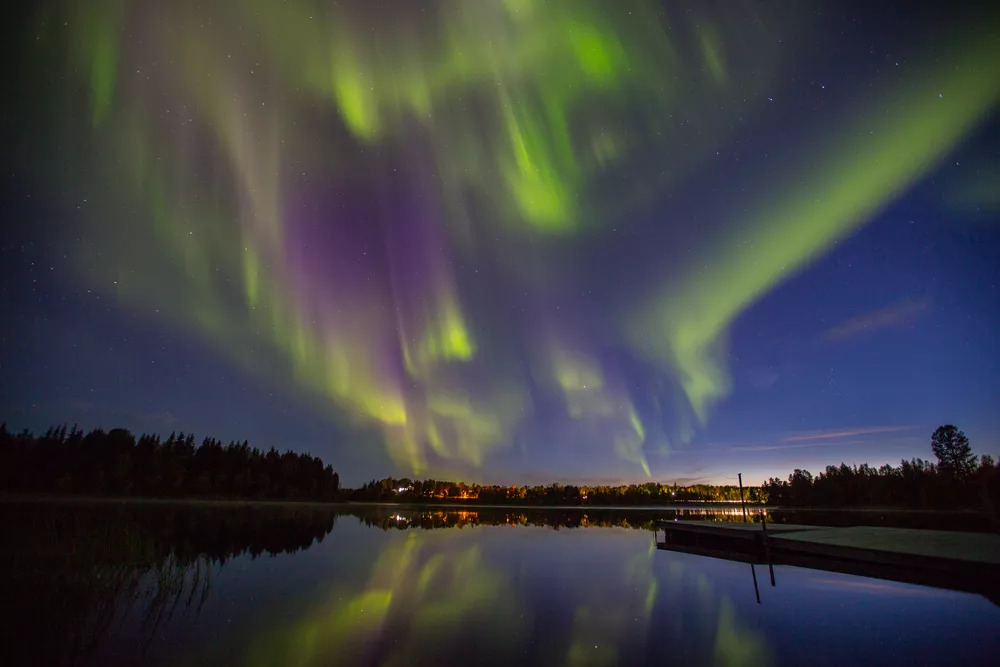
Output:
[656,520,1000,603]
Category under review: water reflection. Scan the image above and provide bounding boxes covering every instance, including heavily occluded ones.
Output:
[249,530,529,666]
[0,502,336,666]
[243,516,770,667]
[353,504,761,530]
[1,502,997,667]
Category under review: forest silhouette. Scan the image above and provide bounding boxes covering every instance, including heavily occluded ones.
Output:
[0,423,340,501]
[2,422,996,512]
[764,426,998,511]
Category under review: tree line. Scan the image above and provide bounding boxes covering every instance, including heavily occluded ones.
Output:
[3,421,995,511]
[347,477,763,505]
[0,423,340,502]
[764,425,999,510]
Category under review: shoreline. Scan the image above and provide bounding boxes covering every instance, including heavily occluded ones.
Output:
[0,494,989,514]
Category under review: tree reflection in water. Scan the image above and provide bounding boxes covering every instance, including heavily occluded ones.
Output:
[2,502,772,666]
[1,502,336,666]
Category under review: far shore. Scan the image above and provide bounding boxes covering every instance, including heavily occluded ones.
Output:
[0,494,992,514]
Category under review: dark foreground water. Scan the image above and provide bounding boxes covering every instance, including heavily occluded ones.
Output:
[1,502,997,667]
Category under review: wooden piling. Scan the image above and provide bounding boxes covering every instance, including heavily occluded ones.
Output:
[738,473,748,522]
[760,512,776,586]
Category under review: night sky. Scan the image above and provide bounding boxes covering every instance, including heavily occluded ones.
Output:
[1,1,998,486]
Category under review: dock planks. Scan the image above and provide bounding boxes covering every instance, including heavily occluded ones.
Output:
[767,526,1000,567]
[656,520,821,536]
[655,520,1000,603]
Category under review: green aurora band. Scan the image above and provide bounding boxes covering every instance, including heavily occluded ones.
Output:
[40,0,1000,477]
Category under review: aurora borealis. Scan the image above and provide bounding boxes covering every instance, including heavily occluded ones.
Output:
[2,0,999,483]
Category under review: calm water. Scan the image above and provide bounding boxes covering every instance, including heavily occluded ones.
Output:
[2,502,997,666]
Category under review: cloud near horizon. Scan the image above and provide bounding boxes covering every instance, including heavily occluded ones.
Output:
[821,299,931,343]
[781,425,916,442]
[686,424,919,453]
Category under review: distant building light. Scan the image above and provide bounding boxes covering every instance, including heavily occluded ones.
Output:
[397,487,408,493]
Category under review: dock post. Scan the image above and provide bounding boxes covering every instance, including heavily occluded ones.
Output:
[738,473,748,523]
[761,513,775,587]
[750,564,761,604]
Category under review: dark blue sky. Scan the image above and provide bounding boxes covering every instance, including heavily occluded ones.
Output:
[1,1,998,485]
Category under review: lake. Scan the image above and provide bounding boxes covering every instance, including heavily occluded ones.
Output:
[2,501,997,666]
